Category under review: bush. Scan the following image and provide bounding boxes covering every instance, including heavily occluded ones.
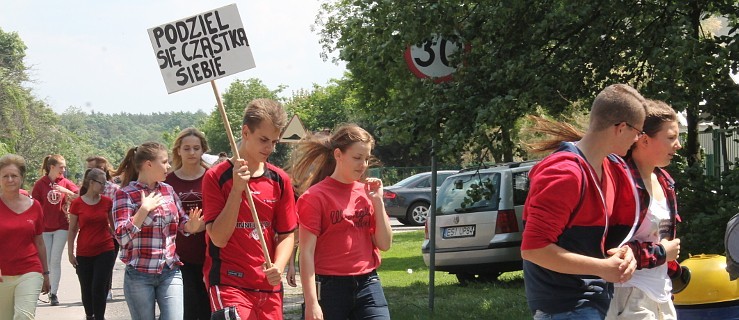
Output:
[669,157,739,259]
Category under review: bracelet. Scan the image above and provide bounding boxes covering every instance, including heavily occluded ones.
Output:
[42,271,50,275]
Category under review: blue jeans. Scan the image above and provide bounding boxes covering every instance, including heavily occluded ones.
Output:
[315,270,390,320]
[123,264,183,320]
[533,306,605,320]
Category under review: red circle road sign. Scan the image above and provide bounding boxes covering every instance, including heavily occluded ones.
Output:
[405,35,462,83]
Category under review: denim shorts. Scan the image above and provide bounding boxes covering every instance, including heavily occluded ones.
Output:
[312,270,390,320]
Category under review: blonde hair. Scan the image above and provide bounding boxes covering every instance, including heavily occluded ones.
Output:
[289,124,376,193]
[171,127,209,170]
[242,99,288,133]
[0,154,27,178]
[526,116,585,154]
[41,154,65,176]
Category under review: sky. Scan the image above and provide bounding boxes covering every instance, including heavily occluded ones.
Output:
[1,0,346,114]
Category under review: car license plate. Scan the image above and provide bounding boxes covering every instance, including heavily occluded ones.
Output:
[443,225,476,239]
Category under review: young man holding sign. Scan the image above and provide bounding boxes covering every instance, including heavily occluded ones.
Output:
[202,99,297,319]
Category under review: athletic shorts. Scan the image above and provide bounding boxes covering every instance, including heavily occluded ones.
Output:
[208,284,283,320]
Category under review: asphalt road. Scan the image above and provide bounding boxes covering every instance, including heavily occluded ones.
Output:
[33,218,421,319]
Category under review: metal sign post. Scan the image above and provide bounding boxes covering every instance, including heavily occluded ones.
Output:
[405,34,465,312]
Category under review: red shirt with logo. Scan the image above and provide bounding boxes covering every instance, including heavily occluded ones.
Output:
[165,171,206,265]
[0,199,44,275]
[69,196,115,257]
[297,177,381,276]
[32,175,79,232]
[202,161,297,291]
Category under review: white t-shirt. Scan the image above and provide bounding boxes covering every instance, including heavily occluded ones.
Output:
[615,196,672,302]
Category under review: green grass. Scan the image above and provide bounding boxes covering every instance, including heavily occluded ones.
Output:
[379,231,530,320]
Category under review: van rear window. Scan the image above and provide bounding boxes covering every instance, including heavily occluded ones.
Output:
[436,172,500,215]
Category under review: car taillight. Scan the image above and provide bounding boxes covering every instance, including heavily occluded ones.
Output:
[495,209,519,234]
[424,220,429,240]
[384,191,397,199]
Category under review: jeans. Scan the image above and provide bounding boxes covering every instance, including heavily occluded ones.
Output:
[123,264,183,320]
[315,270,390,320]
[181,262,210,320]
[0,272,43,320]
[76,250,116,320]
[43,229,67,295]
[534,306,605,320]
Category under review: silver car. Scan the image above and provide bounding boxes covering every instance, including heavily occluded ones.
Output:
[383,170,458,226]
[421,161,536,284]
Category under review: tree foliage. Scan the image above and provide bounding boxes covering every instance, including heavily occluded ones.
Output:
[286,77,356,132]
[316,1,738,164]
[201,78,283,155]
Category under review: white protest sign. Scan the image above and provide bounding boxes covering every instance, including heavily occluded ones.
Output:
[148,4,255,93]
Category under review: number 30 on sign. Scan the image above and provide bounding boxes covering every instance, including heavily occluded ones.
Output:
[404,35,463,83]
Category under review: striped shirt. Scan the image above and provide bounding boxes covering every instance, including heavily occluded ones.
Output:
[113,180,189,274]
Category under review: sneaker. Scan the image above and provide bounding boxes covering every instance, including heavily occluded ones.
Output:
[107,290,113,301]
[49,293,59,306]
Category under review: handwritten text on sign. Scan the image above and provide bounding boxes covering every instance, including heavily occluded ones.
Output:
[148,4,255,93]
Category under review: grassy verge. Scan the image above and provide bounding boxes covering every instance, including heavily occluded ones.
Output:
[379,231,530,319]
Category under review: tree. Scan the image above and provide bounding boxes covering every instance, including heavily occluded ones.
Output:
[201,78,283,155]
[316,1,738,165]
[285,78,356,132]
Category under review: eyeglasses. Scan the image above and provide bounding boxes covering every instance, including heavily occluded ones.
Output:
[616,122,645,138]
[91,180,106,185]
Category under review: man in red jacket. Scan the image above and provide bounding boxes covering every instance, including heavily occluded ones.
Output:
[521,84,646,319]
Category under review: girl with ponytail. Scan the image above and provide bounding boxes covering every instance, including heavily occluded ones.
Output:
[31,154,79,306]
[111,142,204,320]
[290,124,392,320]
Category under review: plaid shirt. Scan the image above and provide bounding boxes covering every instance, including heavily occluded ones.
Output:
[103,181,120,200]
[113,180,189,274]
[624,157,680,270]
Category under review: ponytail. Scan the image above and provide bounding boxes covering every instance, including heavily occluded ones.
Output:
[289,124,375,193]
[113,147,139,187]
[112,142,167,186]
[289,133,335,194]
[525,116,585,154]
[41,154,65,176]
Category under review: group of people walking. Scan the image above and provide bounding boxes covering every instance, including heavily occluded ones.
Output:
[0,98,393,320]
[1,84,685,320]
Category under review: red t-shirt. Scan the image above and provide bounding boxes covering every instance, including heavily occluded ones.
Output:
[0,199,44,275]
[69,196,115,257]
[32,175,79,232]
[165,171,206,265]
[202,161,298,291]
[297,177,381,276]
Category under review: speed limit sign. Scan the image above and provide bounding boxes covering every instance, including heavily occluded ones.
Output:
[405,34,463,83]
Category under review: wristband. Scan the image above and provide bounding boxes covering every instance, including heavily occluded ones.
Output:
[42,271,50,275]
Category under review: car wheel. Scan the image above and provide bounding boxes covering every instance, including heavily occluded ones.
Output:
[455,272,476,286]
[397,217,410,225]
[478,272,502,283]
[406,202,429,226]
[455,272,502,286]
